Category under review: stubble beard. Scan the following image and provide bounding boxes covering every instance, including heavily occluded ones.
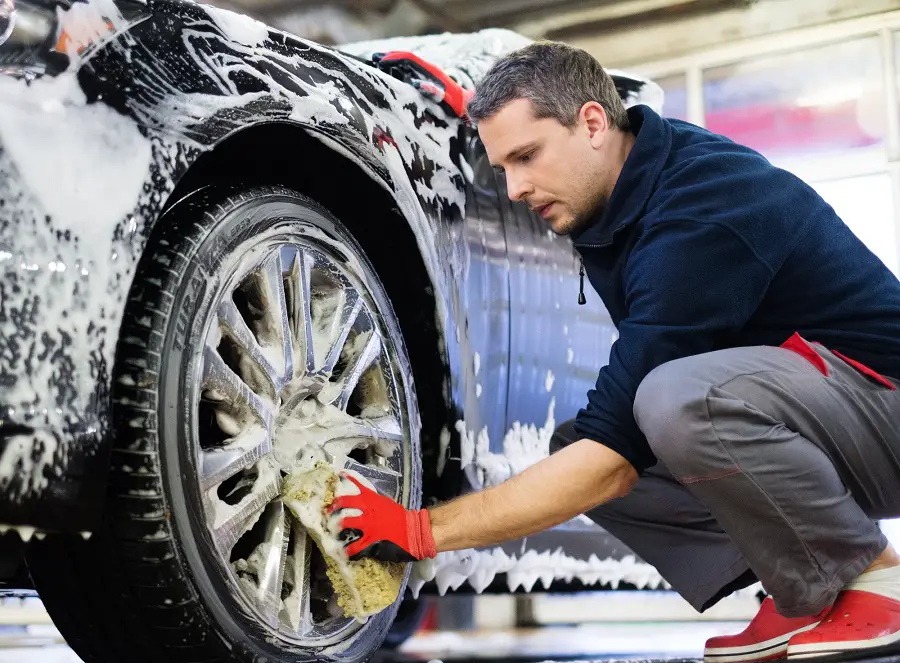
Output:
[551,196,606,236]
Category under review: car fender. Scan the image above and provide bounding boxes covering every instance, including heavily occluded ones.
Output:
[0,0,474,533]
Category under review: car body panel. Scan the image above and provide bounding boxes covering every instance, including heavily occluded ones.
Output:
[0,0,664,595]
[1,0,476,530]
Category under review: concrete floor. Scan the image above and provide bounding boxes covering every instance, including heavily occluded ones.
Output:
[392,621,746,660]
[2,592,899,663]
[0,621,737,662]
[6,623,900,662]
[0,592,752,662]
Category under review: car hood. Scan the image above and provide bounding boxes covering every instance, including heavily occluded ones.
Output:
[339,28,663,111]
[339,28,531,89]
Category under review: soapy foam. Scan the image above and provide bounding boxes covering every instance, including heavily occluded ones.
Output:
[456,398,556,488]
[204,5,270,47]
[436,427,451,477]
[55,0,128,60]
[408,547,668,599]
[502,399,555,478]
[0,74,150,240]
[0,525,38,542]
[454,420,506,487]
[340,29,532,92]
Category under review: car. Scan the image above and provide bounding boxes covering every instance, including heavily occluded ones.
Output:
[0,0,665,660]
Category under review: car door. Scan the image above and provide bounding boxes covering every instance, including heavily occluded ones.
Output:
[454,133,618,485]
[504,200,618,451]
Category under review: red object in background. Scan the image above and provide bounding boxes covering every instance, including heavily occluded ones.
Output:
[420,601,438,632]
[705,100,880,157]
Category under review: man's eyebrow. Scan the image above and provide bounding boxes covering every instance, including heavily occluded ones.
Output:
[503,143,537,162]
[490,143,537,168]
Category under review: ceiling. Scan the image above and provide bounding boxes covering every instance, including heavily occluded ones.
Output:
[202,0,758,46]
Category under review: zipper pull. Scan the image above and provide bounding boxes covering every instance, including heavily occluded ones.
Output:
[578,259,586,305]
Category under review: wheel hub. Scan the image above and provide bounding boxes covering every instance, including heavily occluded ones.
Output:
[192,238,410,645]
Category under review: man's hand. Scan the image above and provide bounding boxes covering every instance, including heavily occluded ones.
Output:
[328,474,437,562]
[372,51,474,118]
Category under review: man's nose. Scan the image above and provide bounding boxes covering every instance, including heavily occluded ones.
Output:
[506,172,532,202]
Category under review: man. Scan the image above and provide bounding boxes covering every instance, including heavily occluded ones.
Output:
[332,42,900,660]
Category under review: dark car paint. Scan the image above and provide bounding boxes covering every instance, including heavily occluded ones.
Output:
[0,0,648,559]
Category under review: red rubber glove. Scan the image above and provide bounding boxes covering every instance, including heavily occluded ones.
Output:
[328,474,437,562]
[372,51,474,118]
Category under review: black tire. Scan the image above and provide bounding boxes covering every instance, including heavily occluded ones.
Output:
[26,185,422,663]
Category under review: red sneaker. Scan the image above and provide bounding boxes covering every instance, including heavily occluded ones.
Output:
[787,590,900,659]
[705,597,830,663]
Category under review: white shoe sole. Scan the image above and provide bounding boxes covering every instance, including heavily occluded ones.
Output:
[705,622,820,663]
[787,628,900,659]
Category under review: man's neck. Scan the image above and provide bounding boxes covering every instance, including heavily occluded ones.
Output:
[603,128,636,201]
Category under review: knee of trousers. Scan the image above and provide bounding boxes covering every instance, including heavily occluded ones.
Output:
[634,356,722,478]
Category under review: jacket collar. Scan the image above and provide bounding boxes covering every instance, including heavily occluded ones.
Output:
[572,105,672,248]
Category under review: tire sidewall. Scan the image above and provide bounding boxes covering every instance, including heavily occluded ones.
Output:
[156,187,421,662]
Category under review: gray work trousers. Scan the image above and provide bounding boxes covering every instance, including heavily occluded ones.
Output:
[553,341,900,618]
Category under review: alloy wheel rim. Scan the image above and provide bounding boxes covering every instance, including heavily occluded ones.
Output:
[191,234,411,645]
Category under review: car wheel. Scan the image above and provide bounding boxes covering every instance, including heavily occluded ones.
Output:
[26,185,422,663]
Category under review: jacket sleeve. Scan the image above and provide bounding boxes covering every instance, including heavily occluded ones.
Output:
[573,219,776,473]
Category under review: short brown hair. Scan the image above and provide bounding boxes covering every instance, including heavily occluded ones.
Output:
[467,41,630,131]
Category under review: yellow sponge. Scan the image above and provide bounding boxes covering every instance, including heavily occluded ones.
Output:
[282,462,405,620]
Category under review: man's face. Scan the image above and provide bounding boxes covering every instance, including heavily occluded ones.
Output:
[478,98,611,236]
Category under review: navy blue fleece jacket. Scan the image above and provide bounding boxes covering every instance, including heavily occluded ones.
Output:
[571,104,900,473]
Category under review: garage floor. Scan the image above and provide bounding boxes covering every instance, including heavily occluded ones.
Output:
[1,595,899,663]
[0,592,741,662]
[0,622,741,662]
[4,625,900,662]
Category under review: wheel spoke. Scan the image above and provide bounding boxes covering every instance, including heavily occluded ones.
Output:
[343,458,402,502]
[319,290,363,377]
[199,426,271,492]
[260,251,294,386]
[217,298,280,391]
[281,527,313,635]
[332,331,381,411]
[203,347,273,428]
[286,248,315,376]
[211,465,281,553]
[253,501,291,627]
[303,412,404,449]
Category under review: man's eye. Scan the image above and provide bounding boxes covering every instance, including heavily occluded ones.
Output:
[520,151,534,163]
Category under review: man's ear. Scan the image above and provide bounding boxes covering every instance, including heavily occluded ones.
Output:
[580,101,610,148]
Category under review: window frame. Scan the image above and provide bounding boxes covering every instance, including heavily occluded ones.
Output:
[630,12,900,273]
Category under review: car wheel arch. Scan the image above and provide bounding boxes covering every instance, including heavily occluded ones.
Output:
[161,120,460,501]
